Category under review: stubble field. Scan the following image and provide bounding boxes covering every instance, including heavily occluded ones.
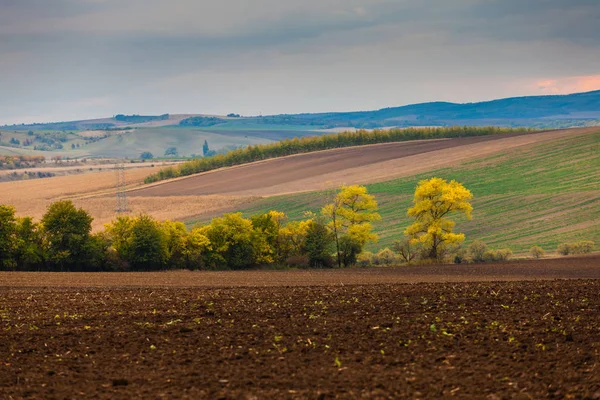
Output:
[1,255,599,399]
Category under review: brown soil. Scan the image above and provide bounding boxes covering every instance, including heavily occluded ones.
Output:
[1,254,599,288]
[130,128,597,197]
[1,260,599,399]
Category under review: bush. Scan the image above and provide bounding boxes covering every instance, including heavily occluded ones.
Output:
[557,243,571,255]
[356,251,374,267]
[468,240,488,262]
[483,248,513,262]
[557,241,595,255]
[530,246,545,259]
[571,241,594,254]
[392,239,421,264]
[373,248,399,266]
[452,248,467,264]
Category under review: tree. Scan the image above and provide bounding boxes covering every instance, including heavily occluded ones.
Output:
[0,205,18,270]
[160,220,189,269]
[140,151,154,160]
[126,215,168,270]
[277,219,312,262]
[203,140,210,157]
[393,238,421,264]
[41,200,94,270]
[202,213,266,269]
[303,219,334,268]
[164,147,178,157]
[14,217,44,270]
[405,178,473,261]
[183,227,212,269]
[322,185,380,267]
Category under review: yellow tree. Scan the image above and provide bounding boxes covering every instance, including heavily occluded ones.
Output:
[322,185,381,267]
[405,177,473,261]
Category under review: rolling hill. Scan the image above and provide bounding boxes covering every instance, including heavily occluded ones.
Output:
[1,90,598,160]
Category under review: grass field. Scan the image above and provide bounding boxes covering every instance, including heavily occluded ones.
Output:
[236,129,600,254]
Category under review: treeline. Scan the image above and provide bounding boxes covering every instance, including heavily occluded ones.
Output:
[0,155,45,170]
[145,126,533,183]
[179,116,226,127]
[115,114,169,123]
[0,186,381,271]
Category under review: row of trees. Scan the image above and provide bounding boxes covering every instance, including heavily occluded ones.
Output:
[0,185,386,271]
[0,155,45,170]
[145,126,532,183]
[7,178,584,271]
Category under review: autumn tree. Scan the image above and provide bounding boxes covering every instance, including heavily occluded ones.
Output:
[322,185,381,267]
[183,227,211,269]
[405,178,473,261]
[277,219,312,262]
[202,213,270,269]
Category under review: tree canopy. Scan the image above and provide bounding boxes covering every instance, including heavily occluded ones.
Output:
[405,177,473,260]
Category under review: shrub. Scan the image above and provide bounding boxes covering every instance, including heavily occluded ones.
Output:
[356,251,374,267]
[392,238,421,264]
[373,248,399,266]
[571,241,594,254]
[483,248,513,262]
[468,240,488,262]
[452,248,467,264]
[558,241,595,255]
[530,246,545,259]
[557,243,571,255]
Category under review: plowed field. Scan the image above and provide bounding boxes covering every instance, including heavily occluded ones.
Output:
[1,256,599,399]
[130,128,596,197]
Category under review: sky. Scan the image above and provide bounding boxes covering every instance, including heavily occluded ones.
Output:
[1,0,599,125]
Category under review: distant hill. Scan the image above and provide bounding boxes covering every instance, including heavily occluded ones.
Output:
[1,90,598,159]
[262,90,600,129]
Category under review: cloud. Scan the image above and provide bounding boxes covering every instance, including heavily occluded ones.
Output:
[0,0,599,123]
[534,75,600,94]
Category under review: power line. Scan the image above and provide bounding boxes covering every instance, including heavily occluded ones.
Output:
[115,163,130,214]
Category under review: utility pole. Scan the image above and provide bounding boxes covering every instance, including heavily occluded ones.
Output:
[115,163,130,214]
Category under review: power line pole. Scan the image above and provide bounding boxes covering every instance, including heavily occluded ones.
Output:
[115,163,130,214]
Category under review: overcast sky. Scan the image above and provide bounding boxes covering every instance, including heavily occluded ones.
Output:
[1,0,599,124]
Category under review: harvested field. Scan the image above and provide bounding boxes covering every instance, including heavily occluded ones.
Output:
[130,128,596,197]
[1,259,599,398]
[0,165,255,230]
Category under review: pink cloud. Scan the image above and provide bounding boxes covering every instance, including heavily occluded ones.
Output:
[533,75,600,94]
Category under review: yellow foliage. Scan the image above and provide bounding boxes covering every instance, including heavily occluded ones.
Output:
[405,177,473,260]
[322,185,381,246]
